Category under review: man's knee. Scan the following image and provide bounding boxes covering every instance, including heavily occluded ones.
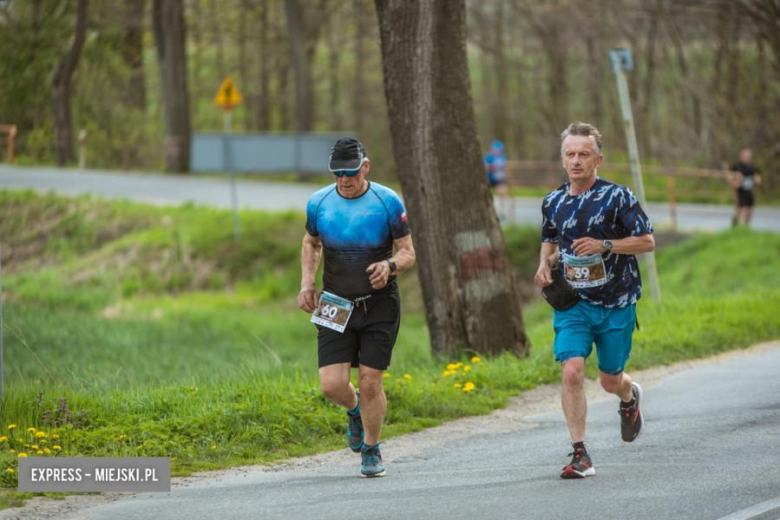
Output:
[561,359,585,387]
[358,369,384,400]
[319,367,350,400]
[320,379,348,401]
[600,373,623,394]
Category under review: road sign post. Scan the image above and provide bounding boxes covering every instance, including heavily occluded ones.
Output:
[610,48,661,302]
[213,77,244,240]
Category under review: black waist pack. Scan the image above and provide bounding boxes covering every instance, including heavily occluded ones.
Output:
[542,264,580,311]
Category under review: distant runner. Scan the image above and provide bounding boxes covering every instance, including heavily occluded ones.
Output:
[729,148,761,227]
[534,122,655,479]
[297,137,415,478]
[484,140,511,222]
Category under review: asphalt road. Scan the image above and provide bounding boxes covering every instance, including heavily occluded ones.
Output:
[1,165,779,233]
[64,344,780,520]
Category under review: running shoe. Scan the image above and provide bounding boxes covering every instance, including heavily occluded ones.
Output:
[347,393,364,453]
[360,443,386,478]
[619,382,644,443]
[560,446,595,479]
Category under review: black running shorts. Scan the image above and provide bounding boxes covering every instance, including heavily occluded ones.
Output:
[317,285,401,370]
[737,188,755,208]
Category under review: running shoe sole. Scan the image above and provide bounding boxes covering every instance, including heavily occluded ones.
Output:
[361,469,387,478]
[560,466,596,479]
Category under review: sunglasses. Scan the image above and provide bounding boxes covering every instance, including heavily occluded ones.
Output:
[333,167,362,178]
[330,156,367,177]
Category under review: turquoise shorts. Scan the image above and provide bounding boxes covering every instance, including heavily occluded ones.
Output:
[552,300,636,375]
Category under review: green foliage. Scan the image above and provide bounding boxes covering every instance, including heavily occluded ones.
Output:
[0,193,778,500]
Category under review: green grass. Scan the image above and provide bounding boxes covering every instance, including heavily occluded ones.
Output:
[0,191,778,504]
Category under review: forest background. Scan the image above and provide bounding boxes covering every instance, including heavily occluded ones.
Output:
[1,0,779,199]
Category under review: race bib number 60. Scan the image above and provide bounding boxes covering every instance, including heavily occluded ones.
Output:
[311,291,354,333]
[562,252,608,289]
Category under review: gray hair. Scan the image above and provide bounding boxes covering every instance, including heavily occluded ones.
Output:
[560,122,603,156]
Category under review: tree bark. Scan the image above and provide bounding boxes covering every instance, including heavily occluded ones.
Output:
[121,0,146,112]
[51,0,88,167]
[375,0,529,357]
[254,0,271,131]
[284,0,314,131]
[152,0,192,173]
[353,0,367,134]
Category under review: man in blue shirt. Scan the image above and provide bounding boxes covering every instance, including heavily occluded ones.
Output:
[534,122,655,479]
[298,137,415,478]
[484,140,511,222]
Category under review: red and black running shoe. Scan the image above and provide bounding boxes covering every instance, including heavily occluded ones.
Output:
[560,446,595,479]
[620,382,644,443]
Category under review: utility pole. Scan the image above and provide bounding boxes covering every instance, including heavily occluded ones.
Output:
[610,47,661,302]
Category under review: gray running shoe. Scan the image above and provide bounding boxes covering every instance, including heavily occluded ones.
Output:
[360,443,386,478]
[560,446,595,479]
[620,382,644,443]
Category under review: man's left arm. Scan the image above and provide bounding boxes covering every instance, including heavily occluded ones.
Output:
[571,234,655,256]
[367,235,415,290]
[573,187,655,256]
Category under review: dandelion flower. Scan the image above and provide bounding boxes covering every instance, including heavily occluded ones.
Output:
[403,374,412,381]
[455,362,464,369]
[446,363,458,371]
[442,370,453,377]
[27,427,36,434]
[210,444,217,451]
[454,383,462,389]
[0,436,7,443]
[51,434,60,440]
[471,356,482,364]
[44,448,52,454]
[53,446,62,451]
[463,382,476,393]
[464,365,471,372]
[383,373,390,379]
[31,445,39,451]
[36,450,43,455]
[5,468,14,474]
[35,431,46,439]
[7,425,16,431]
[18,453,28,458]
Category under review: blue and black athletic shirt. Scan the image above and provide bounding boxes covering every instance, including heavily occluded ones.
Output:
[541,178,654,308]
[306,182,410,299]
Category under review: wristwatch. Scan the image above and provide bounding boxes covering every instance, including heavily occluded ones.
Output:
[602,239,613,253]
[386,259,397,273]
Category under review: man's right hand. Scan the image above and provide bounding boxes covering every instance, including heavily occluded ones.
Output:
[534,263,553,287]
[298,288,319,313]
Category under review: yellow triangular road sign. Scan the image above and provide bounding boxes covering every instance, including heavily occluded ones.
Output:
[214,76,243,110]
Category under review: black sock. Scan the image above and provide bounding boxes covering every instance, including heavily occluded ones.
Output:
[620,398,636,408]
[572,441,586,452]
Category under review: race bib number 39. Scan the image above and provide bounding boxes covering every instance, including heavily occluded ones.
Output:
[311,291,354,333]
[563,252,608,289]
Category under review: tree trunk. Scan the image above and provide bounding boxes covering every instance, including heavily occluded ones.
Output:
[353,0,367,134]
[375,0,529,357]
[491,1,508,145]
[255,0,271,131]
[51,0,88,167]
[327,12,343,130]
[152,0,191,173]
[284,0,314,131]
[121,0,146,112]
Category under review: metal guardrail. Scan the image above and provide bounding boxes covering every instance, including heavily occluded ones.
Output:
[191,133,346,174]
